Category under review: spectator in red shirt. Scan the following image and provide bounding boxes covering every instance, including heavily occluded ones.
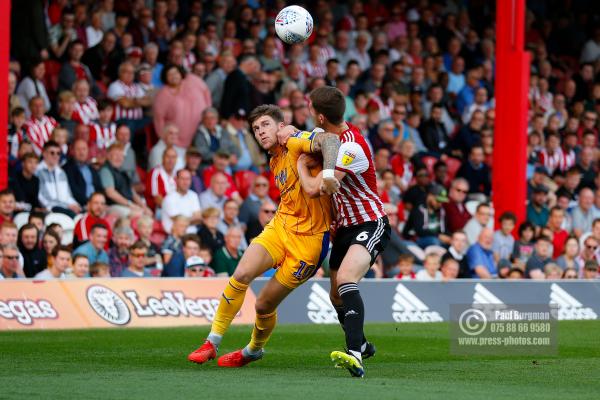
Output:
[547,206,569,258]
[444,177,471,233]
[73,192,112,249]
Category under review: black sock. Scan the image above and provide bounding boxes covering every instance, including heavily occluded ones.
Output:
[335,304,368,348]
[338,282,365,355]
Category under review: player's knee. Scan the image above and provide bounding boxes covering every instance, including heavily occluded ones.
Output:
[232,269,253,285]
[255,298,276,315]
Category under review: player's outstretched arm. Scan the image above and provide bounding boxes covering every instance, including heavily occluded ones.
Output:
[311,132,341,195]
[297,154,325,198]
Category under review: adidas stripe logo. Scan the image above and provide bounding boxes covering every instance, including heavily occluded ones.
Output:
[391,284,442,322]
[472,283,505,306]
[307,283,338,324]
[549,283,598,320]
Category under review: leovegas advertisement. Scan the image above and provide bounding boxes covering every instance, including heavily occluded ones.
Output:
[0,279,256,330]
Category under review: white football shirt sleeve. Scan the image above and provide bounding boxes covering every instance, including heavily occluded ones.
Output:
[335,141,369,174]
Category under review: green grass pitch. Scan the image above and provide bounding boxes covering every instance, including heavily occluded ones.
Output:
[1,321,599,399]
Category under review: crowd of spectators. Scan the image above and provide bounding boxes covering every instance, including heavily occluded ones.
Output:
[3,0,600,282]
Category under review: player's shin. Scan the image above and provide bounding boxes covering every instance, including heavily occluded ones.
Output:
[208,276,249,347]
[338,282,365,361]
[244,311,277,357]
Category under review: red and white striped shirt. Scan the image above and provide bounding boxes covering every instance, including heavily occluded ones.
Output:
[183,51,197,72]
[146,165,177,209]
[72,97,99,125]
[23,116,58,155]
[107,80,144,120]
[302,61,327,78]
[333,123,386,227]
[88,122,117,150]
[538,147,576,175]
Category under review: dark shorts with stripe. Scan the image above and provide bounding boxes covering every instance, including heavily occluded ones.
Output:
[329,216,391,270]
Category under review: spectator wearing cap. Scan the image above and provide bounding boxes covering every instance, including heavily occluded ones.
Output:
[528,165,549,199]
[137,62,156,101]
[152,64,212,149]
[185,255,215,278]
[193,107,236,165]
[456,145,491,197]
[63,139,104,208]
[239,175,273,225]
[36,140,81,218]
[525,236,553,279]
[224,110,267,172]
[205,53,237,108]
[73,224,110,265]
[402,184,451,249]
[526,184,550,229]
[34,245,71,280]
[211,227,244,277]
[571,187,595,237]
[444,178,471,233]
[220,55,261,119]
[464,203,493,245]
[163,234,201,277]
[466,227,497,278]
[73,192,111,249]
[99,143,151,218]
[121,240,151,278]
[161,169,202,234]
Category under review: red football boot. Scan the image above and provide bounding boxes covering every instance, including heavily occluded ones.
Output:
[217,349,263,367]
[188,340,217,364]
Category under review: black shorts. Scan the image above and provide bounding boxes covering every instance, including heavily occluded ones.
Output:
[329,216,391,271]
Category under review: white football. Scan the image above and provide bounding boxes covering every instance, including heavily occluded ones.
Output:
[275,5,313,44]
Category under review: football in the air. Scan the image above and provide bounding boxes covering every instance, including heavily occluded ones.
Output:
[275,5,313,44]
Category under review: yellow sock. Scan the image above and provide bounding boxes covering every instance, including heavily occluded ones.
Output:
[248,311,277,352]
[210,277,249,337]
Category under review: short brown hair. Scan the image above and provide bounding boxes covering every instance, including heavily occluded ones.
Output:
[309,86,345,125]
[129,240,148,252]
[248,104,284,127]
[89,262,109,277]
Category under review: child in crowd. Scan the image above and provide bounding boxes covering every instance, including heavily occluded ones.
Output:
[70,254,90,278]
[395,254,416,280]
[416,254,442,281]
[492,211,516,263]
[90,262,111,278]
[512,221,536,268]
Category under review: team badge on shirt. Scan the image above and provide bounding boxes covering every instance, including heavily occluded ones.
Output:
[341,150,356,166]
[291,130,315,141]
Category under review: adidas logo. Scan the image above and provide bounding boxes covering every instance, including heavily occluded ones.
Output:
[307,283,338,324]
[392,284,442,322]
[472,283,505,306]
[345,309,358,317]
[549,283,598,320]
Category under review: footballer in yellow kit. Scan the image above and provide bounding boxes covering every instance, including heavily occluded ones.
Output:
[254,128,332,290]
[187,104,341,367]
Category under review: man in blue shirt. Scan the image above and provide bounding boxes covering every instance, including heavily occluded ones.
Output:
[466,227,497,278]
[121,240,152,277]
[73,224,109,264]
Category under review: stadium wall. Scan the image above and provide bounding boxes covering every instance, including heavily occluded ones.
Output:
[0,279,598,330]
